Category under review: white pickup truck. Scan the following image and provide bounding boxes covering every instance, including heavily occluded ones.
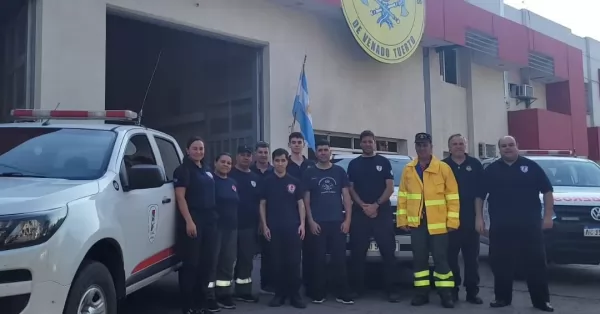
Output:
[0,109,183,314]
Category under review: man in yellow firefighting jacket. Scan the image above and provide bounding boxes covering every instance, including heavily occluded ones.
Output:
[397,133,460,308]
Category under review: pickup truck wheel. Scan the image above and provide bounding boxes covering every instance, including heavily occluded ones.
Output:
[63,260,117,314]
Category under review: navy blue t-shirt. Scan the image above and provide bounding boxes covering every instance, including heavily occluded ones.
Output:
[229,167,261,229]
[302,164,349,223]
[287,156,315,181]
[250,163,273,178]
[260,173,303,228]
[347,155,394,218]
[213,174,239,229]
[173,158,217,225]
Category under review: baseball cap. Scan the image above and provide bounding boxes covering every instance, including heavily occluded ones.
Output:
[414,132,432,143]
[237,145,252,154]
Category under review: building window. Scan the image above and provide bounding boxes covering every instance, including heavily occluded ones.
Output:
[314,131,405,154]
[439,48,459,85]
[585,82,592,115]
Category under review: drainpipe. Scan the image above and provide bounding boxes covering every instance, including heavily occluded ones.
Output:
[423,47,432,136]
[500,3,509,107]
[585,39,595,126]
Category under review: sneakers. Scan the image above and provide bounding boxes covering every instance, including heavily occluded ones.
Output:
[311,298,326,304]
[335,296,355,305]
[235,294,259,303]
[216,296,236,309]
[205,299,221,312]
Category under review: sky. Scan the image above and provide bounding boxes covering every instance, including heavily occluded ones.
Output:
[503,0,598,41]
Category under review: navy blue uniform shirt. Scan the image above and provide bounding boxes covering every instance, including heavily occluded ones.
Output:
[250,163,273,178]
[260,173,303,229]
[287,155,315,181]
[229,167,261,229]
[443,154,483,228]
[213,174,240,229]
[347,155,394,218]
[479,156,553,228]
[302,164,349,223]
[173,158,217,225]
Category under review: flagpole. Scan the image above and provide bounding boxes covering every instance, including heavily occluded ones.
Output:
[290,54,307,132]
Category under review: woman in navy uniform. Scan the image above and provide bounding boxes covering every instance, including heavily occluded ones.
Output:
[207,153,240,311]
[173,137,217,314]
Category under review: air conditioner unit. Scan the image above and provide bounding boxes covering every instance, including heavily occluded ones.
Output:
[478,142,496,159]
[510,84,534,99]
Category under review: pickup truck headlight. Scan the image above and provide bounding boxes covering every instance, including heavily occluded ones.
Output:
[0,207,67,251]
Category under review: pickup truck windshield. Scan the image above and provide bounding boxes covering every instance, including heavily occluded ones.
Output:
[332,157,410,186]
[0,127,116,180]
[536,159,600,187]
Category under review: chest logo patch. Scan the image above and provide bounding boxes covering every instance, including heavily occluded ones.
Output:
[287,184,296,193]
[232,185,237,192]
[376,165,382,171]
[250,180,256,187]
[466,165,472,172]
[520,166,528,173]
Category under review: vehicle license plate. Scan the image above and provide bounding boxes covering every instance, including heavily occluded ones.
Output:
[583,227,600,237]
[368,240,400,252]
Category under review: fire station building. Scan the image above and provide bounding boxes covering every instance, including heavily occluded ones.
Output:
[1,0,600,159]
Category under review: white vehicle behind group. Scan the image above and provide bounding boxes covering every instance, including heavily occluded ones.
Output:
[481,150,600,266]
[331,154,413,261]
[0,110,183,314]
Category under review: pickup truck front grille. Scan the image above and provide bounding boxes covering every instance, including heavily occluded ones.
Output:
[555,206,600,224]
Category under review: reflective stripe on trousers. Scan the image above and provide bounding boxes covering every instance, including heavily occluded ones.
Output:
[414,270,430,287]
[215,280,232,287]
[433,271,455,288]
[235,278,252,284]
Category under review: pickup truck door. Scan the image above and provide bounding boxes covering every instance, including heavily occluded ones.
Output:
[148,134,182,264]
[117,132,170,287]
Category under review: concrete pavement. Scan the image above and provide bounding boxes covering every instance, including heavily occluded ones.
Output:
[121,256,600,314]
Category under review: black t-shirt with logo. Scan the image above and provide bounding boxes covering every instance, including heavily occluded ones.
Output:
[173,158,217,225]
[213,174,239,230]
[347,154,394,219]
[302,165,349,223]
[479,156,553,228]
[229,167,261,229]
[260,173,303,229]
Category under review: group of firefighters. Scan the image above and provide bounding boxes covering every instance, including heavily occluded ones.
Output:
[173,130,556,314]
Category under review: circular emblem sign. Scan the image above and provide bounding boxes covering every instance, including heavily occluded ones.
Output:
[341,0,426,64]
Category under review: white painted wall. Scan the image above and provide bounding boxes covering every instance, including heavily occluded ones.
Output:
[34,0,509,157]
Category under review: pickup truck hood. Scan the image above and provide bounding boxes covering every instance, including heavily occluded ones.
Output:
[544,186,600,206]
[0,178,99,216]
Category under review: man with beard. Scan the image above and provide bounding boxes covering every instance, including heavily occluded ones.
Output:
[347,130,399,302]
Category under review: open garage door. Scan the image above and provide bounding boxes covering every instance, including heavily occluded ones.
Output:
[105,13,264,163]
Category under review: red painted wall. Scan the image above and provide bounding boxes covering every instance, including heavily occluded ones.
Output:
[587,127,600,161]
[508,109,572,150]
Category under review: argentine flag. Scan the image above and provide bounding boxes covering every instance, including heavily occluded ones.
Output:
[292,67,316,150]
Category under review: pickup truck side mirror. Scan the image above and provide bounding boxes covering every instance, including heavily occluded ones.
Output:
[124,165,165,191]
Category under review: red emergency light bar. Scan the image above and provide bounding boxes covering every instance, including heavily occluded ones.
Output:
[11,109,138,121]
[519,149,574,156]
